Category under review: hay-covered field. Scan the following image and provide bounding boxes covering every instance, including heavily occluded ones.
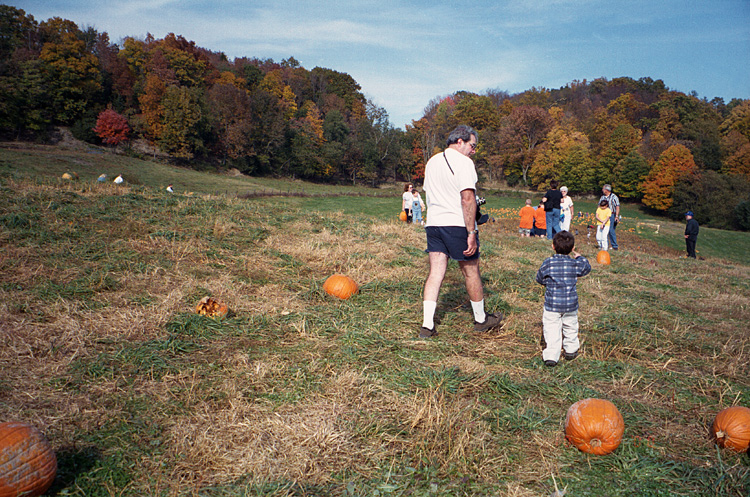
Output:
[1,153,749,495]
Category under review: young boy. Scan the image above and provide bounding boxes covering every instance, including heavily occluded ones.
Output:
[536,231,591,367]
[533,200,547,237]
[518,199,535,236]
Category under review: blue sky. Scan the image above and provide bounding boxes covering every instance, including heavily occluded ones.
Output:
[13,0,750,129]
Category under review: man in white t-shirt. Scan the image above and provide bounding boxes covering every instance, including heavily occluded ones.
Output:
[419,125,504,338]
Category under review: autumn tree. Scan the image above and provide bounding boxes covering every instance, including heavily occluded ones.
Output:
[497,105,553,186]
[93,108,130,145]
[642,144,698,210]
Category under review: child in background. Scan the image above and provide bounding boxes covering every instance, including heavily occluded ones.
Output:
[536,231,591,367]
[533,200,547,237]
[518,199,535,236]
[411,188,426,225]
[595,199,612,250]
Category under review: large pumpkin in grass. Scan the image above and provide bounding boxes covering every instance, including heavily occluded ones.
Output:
[712,406,750,452]
[323,274,358,300]
[399,211,407,222]
[596,250,611,265]
[565,398,624,455]
[0,422,57,497]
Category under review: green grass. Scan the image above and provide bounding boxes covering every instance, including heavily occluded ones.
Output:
[1,143,749,496]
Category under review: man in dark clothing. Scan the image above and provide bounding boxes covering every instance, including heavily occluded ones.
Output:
[684,211,699,259]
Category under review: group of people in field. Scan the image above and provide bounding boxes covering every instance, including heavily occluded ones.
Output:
[518,183,621,252]
[402,124,699,368]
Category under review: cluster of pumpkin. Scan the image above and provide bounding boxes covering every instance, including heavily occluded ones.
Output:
[2,403,746,495]
[566,399,750,456]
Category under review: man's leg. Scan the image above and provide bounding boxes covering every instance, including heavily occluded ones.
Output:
[545,211,554,239]
[422,251,448,332]
[458,257,483,302]
[609,213,618,249]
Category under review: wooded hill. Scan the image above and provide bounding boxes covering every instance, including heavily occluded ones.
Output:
[1,5,749,229]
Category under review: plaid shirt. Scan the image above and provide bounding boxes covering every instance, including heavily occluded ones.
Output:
[536,254,591,313]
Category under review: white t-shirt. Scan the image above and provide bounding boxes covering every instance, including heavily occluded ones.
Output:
[424,148,477,227]
[402,191,412,209]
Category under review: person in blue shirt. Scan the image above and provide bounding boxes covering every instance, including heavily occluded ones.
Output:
[536,231,591,367]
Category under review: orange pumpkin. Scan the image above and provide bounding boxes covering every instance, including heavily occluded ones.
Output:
[0,422,57,497]
[323,274,358,299]
[399,211,408,222]
[195,296,229,318]
[565,398,624,455]
[712,406,750,452]
[596,250,611,265]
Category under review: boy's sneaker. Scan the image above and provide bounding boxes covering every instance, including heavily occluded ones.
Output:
[419,326,437,338]
[544,360,557,367]
[474,313,504,332]
[563,350,579,361]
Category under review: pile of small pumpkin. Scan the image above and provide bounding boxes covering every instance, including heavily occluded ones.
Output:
[565,399,750,456]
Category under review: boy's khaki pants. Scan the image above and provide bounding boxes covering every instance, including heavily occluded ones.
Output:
[542,309,579,362]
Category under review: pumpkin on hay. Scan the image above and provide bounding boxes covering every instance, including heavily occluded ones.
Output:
[565,398,624,455]
[195,296,228,318]
[596,250,611,265]
[0,422,57,497]
[323,274,358,300]
[712,406,750,452]
[399,211,407,222]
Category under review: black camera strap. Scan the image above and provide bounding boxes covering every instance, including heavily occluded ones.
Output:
[442,152,455,175]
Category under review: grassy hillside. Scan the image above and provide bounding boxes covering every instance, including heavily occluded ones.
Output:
[1,144,749,496]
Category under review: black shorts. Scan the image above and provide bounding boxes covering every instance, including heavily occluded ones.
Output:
[425,226,479,261]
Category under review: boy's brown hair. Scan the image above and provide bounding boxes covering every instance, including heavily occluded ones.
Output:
[553,231,575,255]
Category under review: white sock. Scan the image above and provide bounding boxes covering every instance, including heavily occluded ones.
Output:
[471,300,486,323]
[422,301,437,329]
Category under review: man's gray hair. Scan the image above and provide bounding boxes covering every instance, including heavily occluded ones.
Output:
[603,184,612,192]
[446,125,478,146]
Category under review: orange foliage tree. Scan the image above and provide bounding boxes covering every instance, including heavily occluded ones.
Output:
[641,144,698,210]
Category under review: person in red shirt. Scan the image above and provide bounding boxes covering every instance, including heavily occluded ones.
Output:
[533,201,547,237]
[519,199,535,237]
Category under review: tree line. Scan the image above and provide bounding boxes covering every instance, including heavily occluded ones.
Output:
[1,5,749,229]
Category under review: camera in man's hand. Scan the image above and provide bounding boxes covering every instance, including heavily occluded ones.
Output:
[475,195,489,225]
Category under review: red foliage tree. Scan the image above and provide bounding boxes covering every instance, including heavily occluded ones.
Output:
[93,108,130,145]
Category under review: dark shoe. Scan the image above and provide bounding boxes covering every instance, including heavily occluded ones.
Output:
[563,350,579,361]
[544,360,557,367]
[474,312,504,332]
[419,326,437,338]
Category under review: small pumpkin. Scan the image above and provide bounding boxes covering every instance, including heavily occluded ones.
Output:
[565,398,624,455]
[323,274,358,300]
[712,406,750,452]
[195,296,229,318]
[0,422,57,497]
[399,211,408,222]
[596,250,611,265]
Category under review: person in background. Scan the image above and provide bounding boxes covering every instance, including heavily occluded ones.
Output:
[560,186,574,232]
[533,200,547,237]
[541,180,562,239]
[411,188,426,225]
[419,124,504,338]
[402,183,414,223]
[595,199,612,251]
[599,184,620,249]
[518,199,535,237]
[684,211,699,259]
[536,231,591,367]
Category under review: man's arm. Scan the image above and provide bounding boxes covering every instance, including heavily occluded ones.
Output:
[461,188,478,256]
